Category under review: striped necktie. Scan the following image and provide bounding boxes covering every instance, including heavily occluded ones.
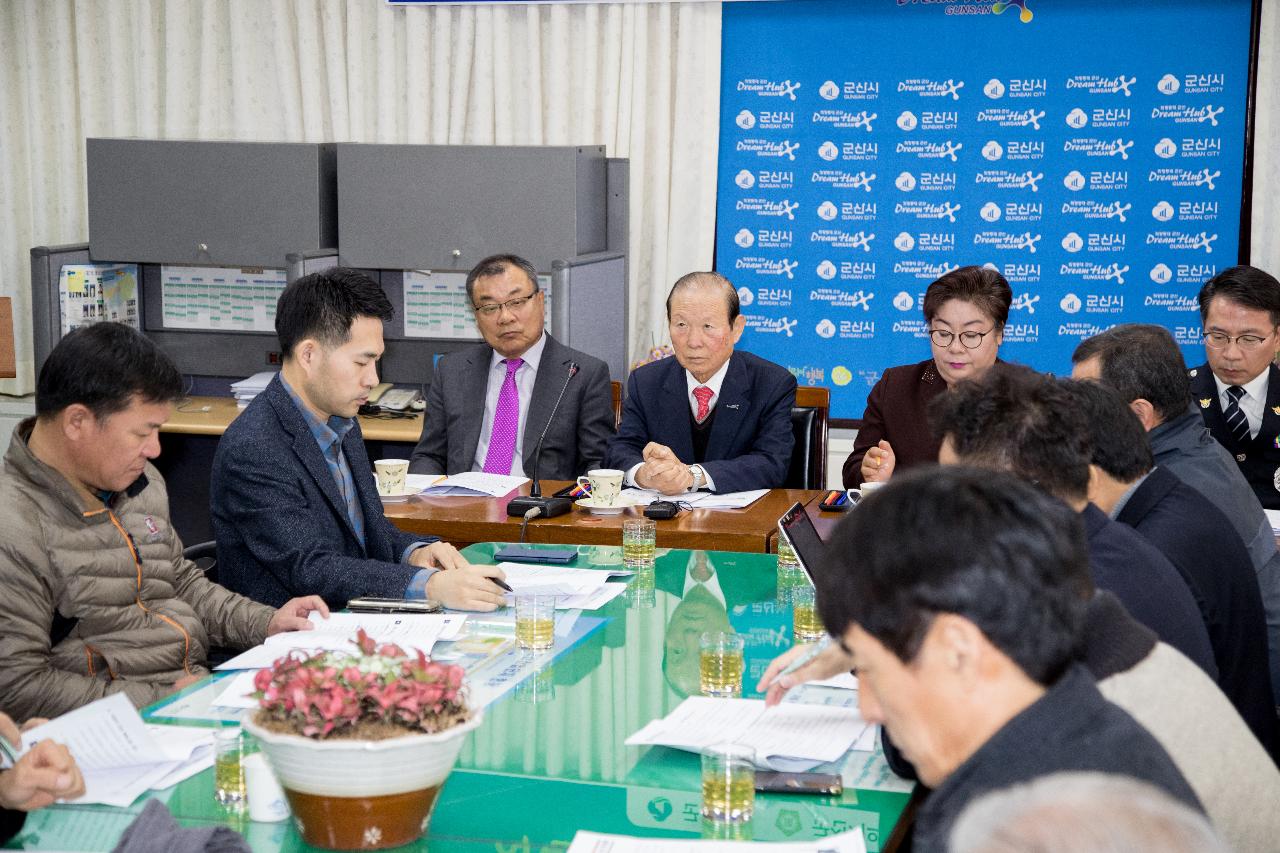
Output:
[1224,385,1252,446]
[483,358,524,474]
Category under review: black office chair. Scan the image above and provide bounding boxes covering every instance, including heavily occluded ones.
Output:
[785,386,830,489]
[182,540,218,585]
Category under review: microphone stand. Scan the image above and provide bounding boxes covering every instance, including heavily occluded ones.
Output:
[507,361,579,519]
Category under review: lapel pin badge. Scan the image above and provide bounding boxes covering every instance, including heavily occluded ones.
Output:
[1199,398,1211,409]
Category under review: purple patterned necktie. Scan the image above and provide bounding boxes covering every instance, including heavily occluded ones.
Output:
[483,358,524,474]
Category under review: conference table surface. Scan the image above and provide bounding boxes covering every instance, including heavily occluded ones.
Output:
[386,483,825,553]
[7,544,911,852]
[162,394,424,443]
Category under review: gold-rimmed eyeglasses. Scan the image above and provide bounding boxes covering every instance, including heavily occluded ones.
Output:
[473,291,538,317]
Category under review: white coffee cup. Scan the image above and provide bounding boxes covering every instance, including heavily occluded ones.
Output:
[849,481,886,502]
[244,752,290,822]
[576,468,625,506]
[374,459,410,496]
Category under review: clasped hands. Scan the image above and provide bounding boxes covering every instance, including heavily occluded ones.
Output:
[0,712,84,812]
[634,442,694,495]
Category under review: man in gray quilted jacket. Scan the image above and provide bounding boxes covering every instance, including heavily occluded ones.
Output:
[0,323,327,720]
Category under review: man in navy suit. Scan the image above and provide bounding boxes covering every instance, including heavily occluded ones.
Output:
[1188,265,1280,510]
[211,268,507,611]
[606,272,796,495]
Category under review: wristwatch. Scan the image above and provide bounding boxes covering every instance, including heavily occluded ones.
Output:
[689,464,706,491]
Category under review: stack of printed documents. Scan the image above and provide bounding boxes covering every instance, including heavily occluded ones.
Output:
[498,562,632,609]
[422,472,529,497]
[16,694,214,806]
[626,697,870,772]
[230,371,277,409]
[621,488,770,510]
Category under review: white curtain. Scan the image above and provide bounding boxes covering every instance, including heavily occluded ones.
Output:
[1250,0,1280,273]
[0,0,722,393]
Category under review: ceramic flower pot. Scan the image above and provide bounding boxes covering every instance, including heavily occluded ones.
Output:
[242,711,482,850]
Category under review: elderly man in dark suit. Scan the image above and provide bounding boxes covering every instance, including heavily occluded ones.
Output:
[606,272,796,495]
[409,254,614,480]
[211,267,507,611]
[1187,265,1280,510]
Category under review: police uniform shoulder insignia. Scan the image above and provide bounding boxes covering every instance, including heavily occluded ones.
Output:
[1200,398,1212,409]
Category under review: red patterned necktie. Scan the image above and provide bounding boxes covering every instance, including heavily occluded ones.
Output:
[693,385,714,423]
[483,358,524,474]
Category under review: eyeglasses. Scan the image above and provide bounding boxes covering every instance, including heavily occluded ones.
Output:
[1203,331,1273,351]
[928,328,995,349]
[473,291,537,317]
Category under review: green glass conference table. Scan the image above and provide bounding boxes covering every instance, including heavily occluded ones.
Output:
[6,545,912,852]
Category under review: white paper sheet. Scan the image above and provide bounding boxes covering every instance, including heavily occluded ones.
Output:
[620,487,769,510]
[567,829,867,853]
[810,672,858,690]
[625,697,868,771]
[19,695,212,807]
[422,471,528,497]
[215,612,466,670]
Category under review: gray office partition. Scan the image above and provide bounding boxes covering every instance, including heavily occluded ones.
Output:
[336,144,609,273]
[87,139,336,267]
[552,253,629,380]
[285,250,341,282]
[30,243,94,371]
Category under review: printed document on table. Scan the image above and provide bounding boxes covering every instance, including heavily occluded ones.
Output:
[422,472,528,497]
[620,488,769,510]
[626,696,868,771]
[19,694,194,807]
[566,829,866,853]
[216,612,466,670]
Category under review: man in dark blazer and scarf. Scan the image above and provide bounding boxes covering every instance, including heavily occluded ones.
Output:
[211,268,506,611]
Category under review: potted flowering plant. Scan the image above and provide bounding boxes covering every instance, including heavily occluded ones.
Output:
[241,630,482,850]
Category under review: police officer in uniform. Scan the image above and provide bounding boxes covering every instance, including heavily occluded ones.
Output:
[1189,265,1280,509]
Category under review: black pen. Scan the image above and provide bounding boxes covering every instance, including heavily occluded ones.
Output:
[491,577,514,593]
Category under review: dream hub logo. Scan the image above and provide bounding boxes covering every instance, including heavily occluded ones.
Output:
[992,1,1034,23]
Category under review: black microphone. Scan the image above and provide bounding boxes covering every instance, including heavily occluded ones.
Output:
[507,361,579,518]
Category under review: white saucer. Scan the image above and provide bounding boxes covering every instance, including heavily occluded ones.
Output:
[379,489,420,504]
[576,497,626,516]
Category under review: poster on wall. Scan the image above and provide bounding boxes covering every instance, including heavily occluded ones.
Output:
[716,0,1254,421]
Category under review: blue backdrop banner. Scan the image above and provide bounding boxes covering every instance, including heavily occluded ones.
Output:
[717,0,1253,421]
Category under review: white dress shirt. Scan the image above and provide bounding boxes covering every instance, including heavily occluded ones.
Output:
[625,357,732,491]
[1214,368,1269,440]
[472,332,547,476]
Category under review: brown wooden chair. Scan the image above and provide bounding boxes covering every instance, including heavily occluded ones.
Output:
[610,380,623,429]
[786,386,830,489]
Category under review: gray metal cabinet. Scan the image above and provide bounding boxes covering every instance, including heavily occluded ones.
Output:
[336,144,607,272]
[86,138,336,267]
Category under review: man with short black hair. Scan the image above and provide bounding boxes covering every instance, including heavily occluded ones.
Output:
[0,323,326,720]
[1073,323,1280,698]
[1190,264,1280,508]
[1065,378,1278,756]
[212,267,507,611]
[780,467,1201,850]
[929,364,1214,673]
[606,272,796,495]
[409,254,614,479]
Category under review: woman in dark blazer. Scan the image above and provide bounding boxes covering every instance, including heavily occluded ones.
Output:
[842,266,1012,487]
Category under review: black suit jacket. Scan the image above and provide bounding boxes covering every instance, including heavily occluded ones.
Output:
[1190,361,1280,509]
[210,376,432,609]
[409,334,614,480]
[605,351,797,494]
[1081,504,1217,678]
[1116,466,1279,756]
